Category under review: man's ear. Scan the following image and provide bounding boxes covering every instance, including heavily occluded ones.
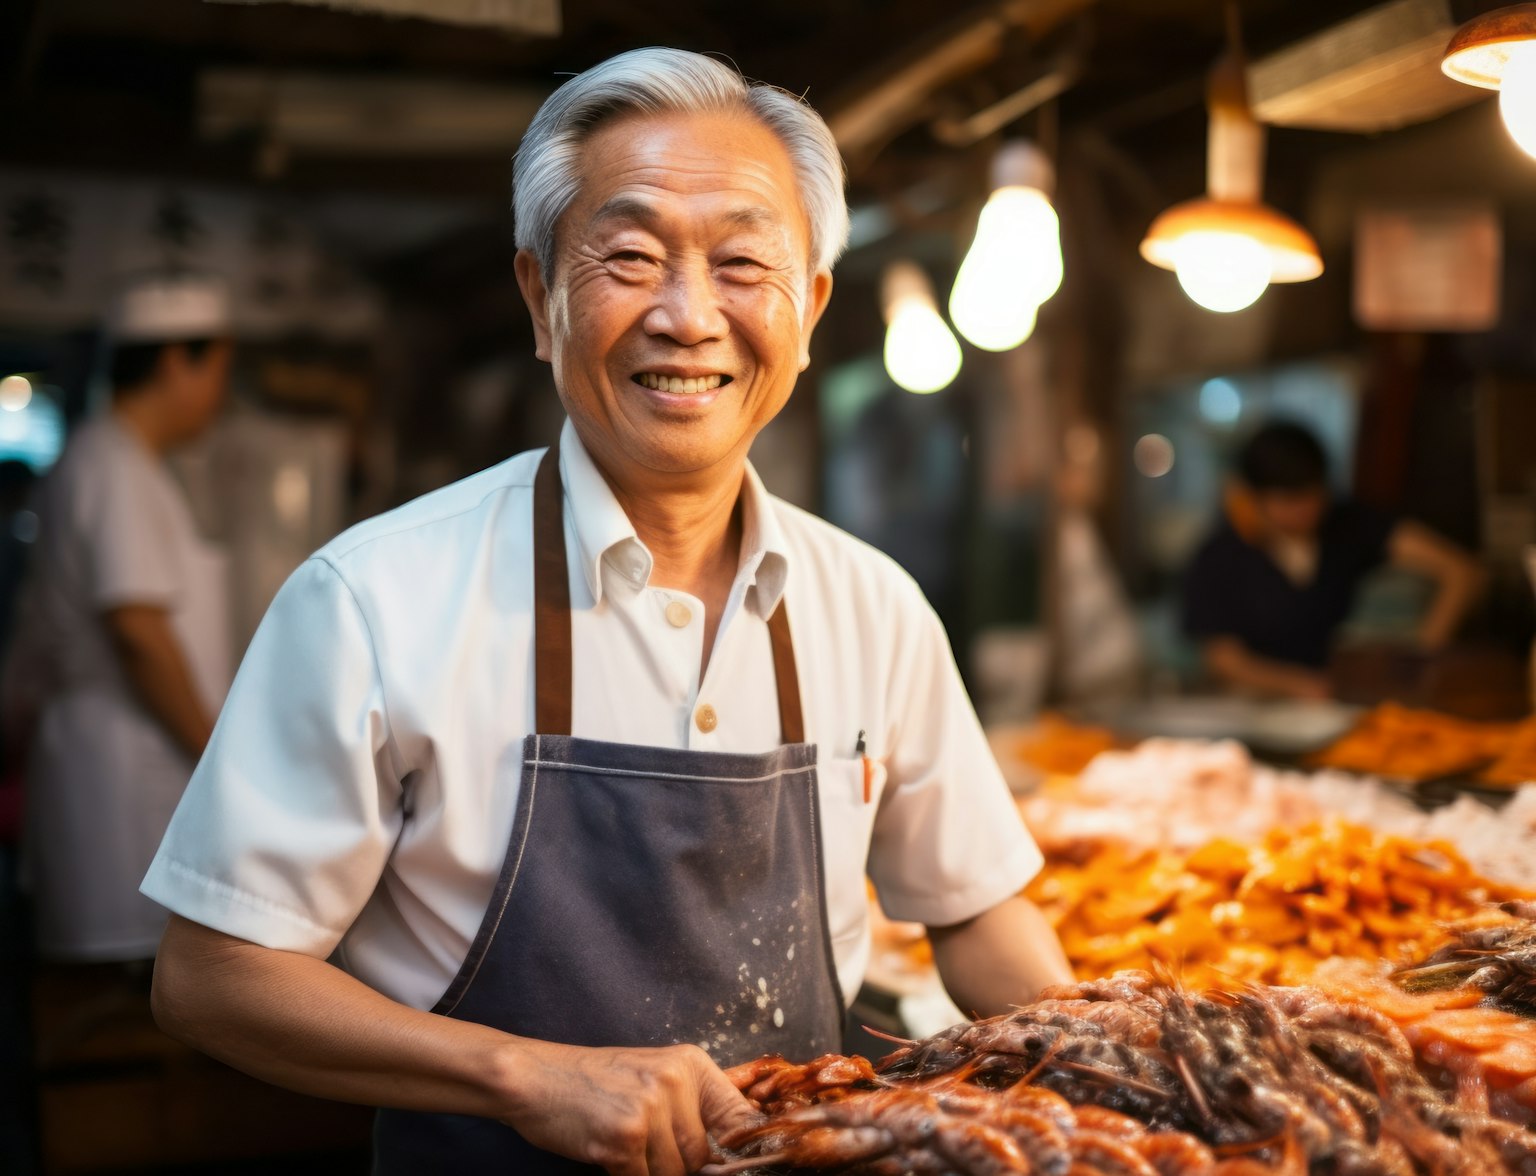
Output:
[798,270,834,372]
[513,250,554,363]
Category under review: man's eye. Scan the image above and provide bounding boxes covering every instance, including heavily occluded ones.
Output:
[607,251,653,264]
[721,256,766,269]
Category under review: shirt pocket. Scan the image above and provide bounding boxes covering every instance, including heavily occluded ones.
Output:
[814,754,887,950]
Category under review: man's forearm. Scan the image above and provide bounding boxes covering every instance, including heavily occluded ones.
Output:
[1418,564,1482,650]
[106,606,214,760]
[152,916,757,1175]
[1388,520,1483,651]
[928,895,1073,1020]
[153,914,519,1116]
[1204,638,1329,700]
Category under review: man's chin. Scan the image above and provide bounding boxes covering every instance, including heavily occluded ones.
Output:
[623,430,754,480]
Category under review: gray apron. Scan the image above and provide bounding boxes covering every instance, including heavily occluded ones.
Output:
[373,447,845,1173]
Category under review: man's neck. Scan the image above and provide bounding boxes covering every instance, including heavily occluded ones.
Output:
[609,468,745,600]
[1266,532,1319,587]
[594,452,749,678]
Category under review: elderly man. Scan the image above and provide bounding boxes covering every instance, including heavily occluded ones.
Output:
[145,47,1070,1176]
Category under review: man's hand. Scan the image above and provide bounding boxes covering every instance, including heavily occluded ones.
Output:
[1203,636,1332,701]
[504,1040,759,1176]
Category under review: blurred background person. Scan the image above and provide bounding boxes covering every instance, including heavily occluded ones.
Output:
[17,273,234,964]
[1180,419,1482,700]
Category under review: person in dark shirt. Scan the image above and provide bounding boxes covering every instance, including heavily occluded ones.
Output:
[1181,421,1481,699]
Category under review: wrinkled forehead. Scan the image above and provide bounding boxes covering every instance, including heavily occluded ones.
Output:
[558,109,813,254]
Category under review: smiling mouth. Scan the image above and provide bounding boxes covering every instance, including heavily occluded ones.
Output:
[633,373,732,395]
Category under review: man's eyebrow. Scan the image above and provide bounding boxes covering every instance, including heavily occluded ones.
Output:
[589,196,658,230]
[720,205,780,232]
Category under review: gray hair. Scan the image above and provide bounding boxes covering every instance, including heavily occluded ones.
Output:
[513,47,849,278]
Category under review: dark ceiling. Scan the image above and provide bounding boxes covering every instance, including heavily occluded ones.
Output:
[3,0,1463,205]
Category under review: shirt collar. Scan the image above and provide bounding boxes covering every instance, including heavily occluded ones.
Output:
[739,460,790,619]
[556,419,790,615]
[558,419,650,604]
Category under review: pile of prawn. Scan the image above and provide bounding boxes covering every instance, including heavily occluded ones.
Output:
[1393,901,1536,1018]
[708,971,1536,1175]
[1306,901,1536,1128]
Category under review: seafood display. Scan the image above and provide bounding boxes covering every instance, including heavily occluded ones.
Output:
[1309,704,1526,784]
[1302,904,1536,1129]
[1484,721,1536,790]
[1017,738,1536,890]
[1393,900,1536,1017]
[849,727,1536,1171]
[1316,965,1536,1130]
[1007,714,1119,779]
[713,971,1536,1175]
[1025,821,1530,987]
[1415,787,1536,892]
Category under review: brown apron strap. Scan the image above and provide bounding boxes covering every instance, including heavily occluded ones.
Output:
[766,600,805,745]
[533,447,573,737]
[531,442,806,745]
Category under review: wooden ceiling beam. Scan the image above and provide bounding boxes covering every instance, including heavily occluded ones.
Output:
[824,0,1096,169]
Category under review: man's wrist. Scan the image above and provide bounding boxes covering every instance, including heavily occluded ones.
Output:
[482,1032,558,1127]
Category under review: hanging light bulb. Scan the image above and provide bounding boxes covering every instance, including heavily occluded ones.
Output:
[1173,230,1273,313]
[1140,7,1321,313]
[949,140,1060,351]
[1500,40,1536,155]
[882,261,963,395]
[1442,7,1536,160]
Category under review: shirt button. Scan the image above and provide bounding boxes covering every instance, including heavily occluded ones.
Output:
[665,600,692,628]
[695,703,718,733]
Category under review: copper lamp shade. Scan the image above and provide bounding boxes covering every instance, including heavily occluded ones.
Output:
[1442,4,1536,89]
[1140,197,1323,284]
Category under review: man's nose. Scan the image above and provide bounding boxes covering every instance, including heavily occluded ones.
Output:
[644,260,728,345]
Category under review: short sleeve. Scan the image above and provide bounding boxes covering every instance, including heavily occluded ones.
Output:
[86,452,184,609]
[1180,535,1242,641]
[141,557,403,956]
[866,594,1042,928]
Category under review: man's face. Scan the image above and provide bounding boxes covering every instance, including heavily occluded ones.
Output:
[164,339,232,442]
[1255,485,1328,539]
[515,109,833,483]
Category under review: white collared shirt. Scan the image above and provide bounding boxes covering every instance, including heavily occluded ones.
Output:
[143,421,1042,1011]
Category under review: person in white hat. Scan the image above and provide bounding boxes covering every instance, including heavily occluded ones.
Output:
[18,272,235,963]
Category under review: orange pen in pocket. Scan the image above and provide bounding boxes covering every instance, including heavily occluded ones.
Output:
[855,729,872,804]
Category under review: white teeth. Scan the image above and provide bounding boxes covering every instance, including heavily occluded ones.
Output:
[636,373,725,394]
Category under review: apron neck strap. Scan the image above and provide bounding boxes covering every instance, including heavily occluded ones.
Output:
[766,589,805,745]
[533,446,575,738]
[532,445,805,745]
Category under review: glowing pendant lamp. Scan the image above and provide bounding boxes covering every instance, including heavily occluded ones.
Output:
[1140,14,1322,313]
[1442,5,1536,159]
[948,140,1061,351]
[882,261,963,394]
